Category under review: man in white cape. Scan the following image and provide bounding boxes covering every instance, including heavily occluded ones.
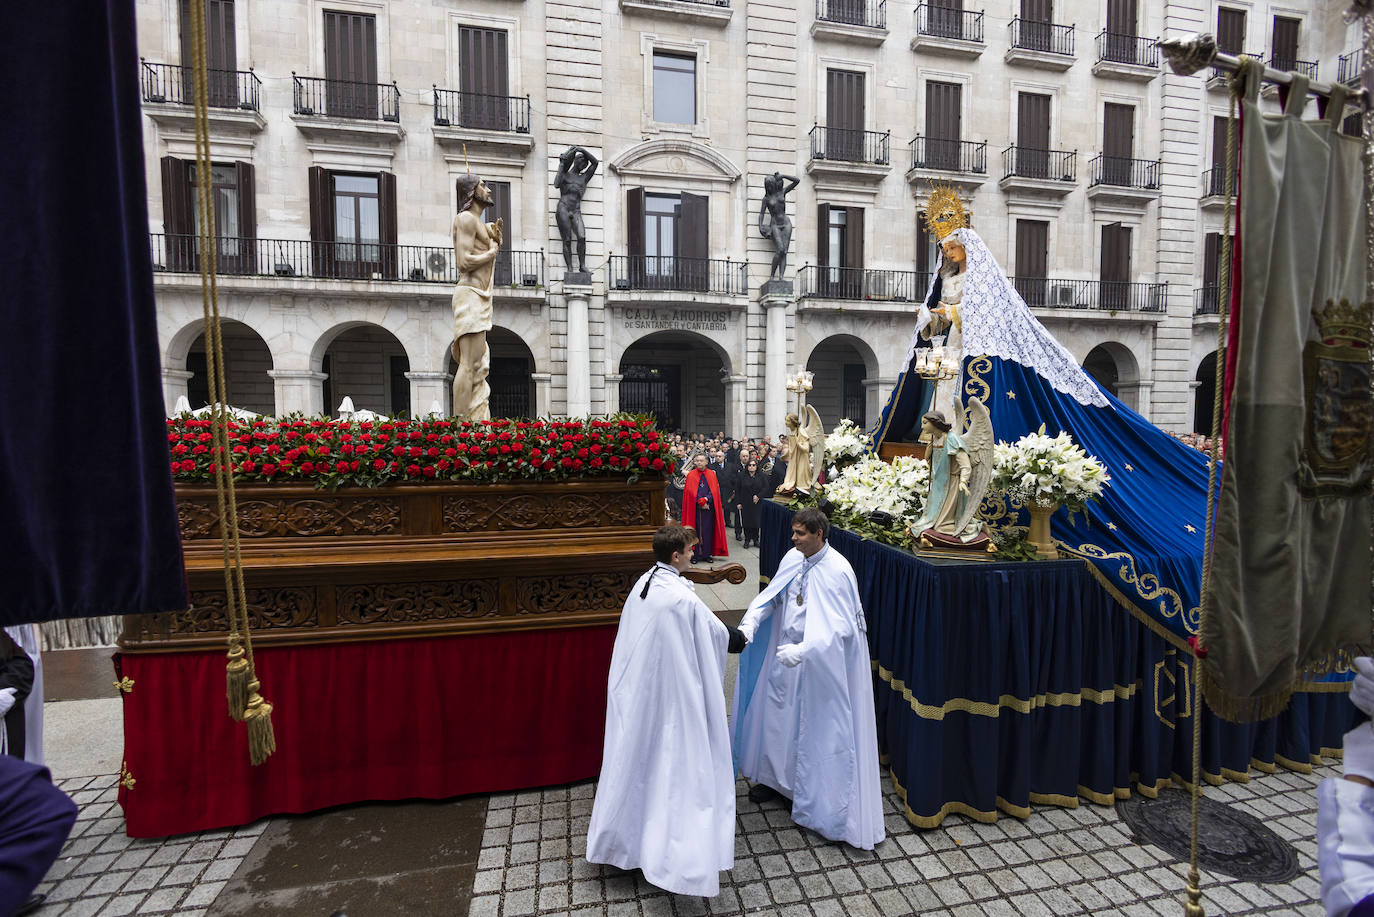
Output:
[732,507,884,849]
[586,524,745,897]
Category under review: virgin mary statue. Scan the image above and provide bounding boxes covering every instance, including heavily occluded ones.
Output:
[871,185,1212,649]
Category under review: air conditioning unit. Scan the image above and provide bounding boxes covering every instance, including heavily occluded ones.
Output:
[425,251,448,281]
[1051,284,1077,307]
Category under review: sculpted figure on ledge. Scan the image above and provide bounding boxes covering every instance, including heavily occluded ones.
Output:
[759,172,800,283]
[451,173,503,421]
[555,146,598,276]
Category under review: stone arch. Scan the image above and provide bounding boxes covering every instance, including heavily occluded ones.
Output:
[1082,341,1141,409]
[1193,350,1220,435]
[447,326,539,418]
[608,138,743,184]
[802,334,881,428]
[176,319,275,416]
[615,330,733,434]
[313,322,413,417]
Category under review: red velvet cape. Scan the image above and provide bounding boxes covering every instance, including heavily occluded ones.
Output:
[681,468,729,558]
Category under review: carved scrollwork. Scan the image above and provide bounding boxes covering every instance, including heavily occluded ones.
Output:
[515,572,636,616]
[442,492,650,533]
[335,580,501,624]
[178,497,401,539]
[177,501,217,539]
[174,588,318,634]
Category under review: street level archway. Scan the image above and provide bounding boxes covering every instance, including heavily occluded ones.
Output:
[1194,350,1220,435]
[448,326,537,418]
[805,334,878,428]
[318,324,411,417]
[186,320,275,416]
[1083,342,1141,411]
[618,331,729,434]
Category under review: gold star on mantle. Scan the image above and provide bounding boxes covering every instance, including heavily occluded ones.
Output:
[1185,523,1197,534]
[1006,391,1016,400]
[1123,464,1134,472]
[1106,522,1118,531]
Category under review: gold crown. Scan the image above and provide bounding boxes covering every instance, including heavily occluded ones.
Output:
[1315,298,1373,348]
[924,182,970,242]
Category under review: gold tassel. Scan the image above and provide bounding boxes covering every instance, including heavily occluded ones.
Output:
[243,681,276,766]
[1184,867,1205,916]
[225,643,250,721]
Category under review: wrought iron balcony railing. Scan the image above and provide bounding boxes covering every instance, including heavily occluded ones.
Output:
[1012,277,1166,312]
[293,74,400,122]
[1194,286,1222,315]
[1201,167,1239,197]
[1001,146,1076,182]
[1095,31,1158,67]
[140,60,262,111]
[914,3,984,42]
[1338,50,1364,86]
[150,233,544,287]
[908,137,987,173]
[607,256,748,296]
[809,125,890,165]
[433,88,532,133]
[1268,56,1318,79]
[1009,18,1074,56]
[798,266,923,302]
[1088,154,1160,190]
[816,0,886,29]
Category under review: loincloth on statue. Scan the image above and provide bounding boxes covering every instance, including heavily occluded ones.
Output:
[452,282,494,338]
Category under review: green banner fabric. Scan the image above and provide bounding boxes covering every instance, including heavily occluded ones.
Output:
[1204,71,1372,723]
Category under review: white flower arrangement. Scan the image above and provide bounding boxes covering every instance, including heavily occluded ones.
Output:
[823,454,930,523]
[991,427,1109,514]
[823,419,873,467]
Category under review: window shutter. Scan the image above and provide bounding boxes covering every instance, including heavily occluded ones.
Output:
[816,203,831,267]
[1203,232,1220,286]
[485,180,513,285]
[679,192,709,291]
[1016,220,1047,305]
[161,157,194,270]
[843,207,864,270]
[378,171,398,279]
[1272,17,1299,65]
[1017,93,1051,177]
[459,26,510,130]
[234,161,256,243]
[1217,8,1245,54]
[926,82,962,169]
[1106,0,1136,36]
[627,186,646,285]
[1100,223,1131,308]
[308,166,334,277]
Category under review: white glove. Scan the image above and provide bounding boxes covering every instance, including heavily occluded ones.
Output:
[0,687,16,717]
[1344,722,1374,783]
[1351,657,1374,717]
[737,620,756,644]
[776,644,804,668]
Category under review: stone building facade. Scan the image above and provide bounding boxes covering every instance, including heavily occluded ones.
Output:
[137,0,1362,437]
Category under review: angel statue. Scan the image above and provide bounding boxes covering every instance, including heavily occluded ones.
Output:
[776,406,825,496]
[911,398,996,554]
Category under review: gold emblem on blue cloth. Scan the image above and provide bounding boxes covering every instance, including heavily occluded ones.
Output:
[1301,298,1372,497]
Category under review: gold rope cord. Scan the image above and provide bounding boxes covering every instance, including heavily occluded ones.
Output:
[187,0,276,766]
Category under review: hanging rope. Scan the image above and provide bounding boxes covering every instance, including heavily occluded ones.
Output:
[187,0,276,766]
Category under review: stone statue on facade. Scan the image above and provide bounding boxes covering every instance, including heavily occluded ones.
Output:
[451,173,503,421]
[555,146,598,280]
[759,172,800,285]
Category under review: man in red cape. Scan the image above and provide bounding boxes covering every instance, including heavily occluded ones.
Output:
[682,452,729,563]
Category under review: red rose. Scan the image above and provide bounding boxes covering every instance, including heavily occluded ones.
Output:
[300,462,314,473]
[262,463,278,476]
[422,466,437,478]
[406,464,422,477]
[639,457,651,468]
[335,461,350,473]
[651,458,664,470]
[697,496,709,508]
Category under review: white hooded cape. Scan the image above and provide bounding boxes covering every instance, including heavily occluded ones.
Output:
[731,547,884,849]
[586,563,735,897]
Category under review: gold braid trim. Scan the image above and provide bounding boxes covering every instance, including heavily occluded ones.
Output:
[873,661,1140,719]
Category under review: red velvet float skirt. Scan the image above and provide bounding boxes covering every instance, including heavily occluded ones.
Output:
[114,625,616,837]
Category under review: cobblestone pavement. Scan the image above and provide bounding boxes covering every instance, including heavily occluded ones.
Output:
[32,773,268,917]
[466,766,1333,917]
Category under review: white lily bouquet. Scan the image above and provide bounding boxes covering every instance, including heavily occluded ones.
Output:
[991,427,1109,516]
[823,454,930,522]
[823,419,873,469]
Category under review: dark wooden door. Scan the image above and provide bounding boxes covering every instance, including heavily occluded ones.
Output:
[459,26,510,131]
[1102,103,1134,185]
[678,192,709,291]
[1017,93,1051,177]
[1020,0,1053,52]
[180,0,237,107]
[1015,220,1048,305]
[929,0,965,39]
[843,207,865,298]
[1202,231,1221,313]
[1216,7,1246,54]
[826,70,866,162]
[323,11,378,119]
[925,81,962,170]
[1271,16,1300,70]
[1211,116,1230,194]
[1100,223,1131,309]
[482,180,512,285]
[1104,0,1137,61]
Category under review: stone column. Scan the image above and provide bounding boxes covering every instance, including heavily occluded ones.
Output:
[162,368,194,414]
[406,371,453,417]
[864,377,895,432]
[604,373,623,414]
[268,369,328,417]
[564,282,593,417]
[761,291,792,438]
[531,372,553,418]
[726,374,749,439]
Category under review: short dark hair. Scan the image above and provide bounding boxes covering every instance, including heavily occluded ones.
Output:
[653,523,697,562]
[793,507,829,539]
[456,173,485,214]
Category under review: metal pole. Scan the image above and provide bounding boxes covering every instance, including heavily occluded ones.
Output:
[1158,33,1372,110]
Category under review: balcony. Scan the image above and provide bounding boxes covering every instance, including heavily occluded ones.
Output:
[999,146,1076,198]
[1086,154,1161,208]
[1208,52,1263,90]
[1268,56,1318,79]
[290,75,404,143]
[139,61,266,133]
[618,0,732,26]
[1013,277,1167,314]
[1199,167,1237,210]
[431,88,535,162]
[910,4,985,57]
[606,256,748,301]
[1194,286,1222,316]
[806,126,891,187]
[812,0,887,44]
[1005,18,1075,71]
[1092,32,1159,80]
[797,266,924,311]
[149,233,544,295]
[1339,50,1364,87]
[906,137,987,191]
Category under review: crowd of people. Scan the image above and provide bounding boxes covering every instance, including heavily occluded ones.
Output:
[662,432,794,553]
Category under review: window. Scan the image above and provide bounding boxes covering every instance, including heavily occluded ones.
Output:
[924,81,963,170]
[334,174,381,271]
[842,364,867,427]
[1019,0,1054,53]
[1100,223,1132,309]
[308,167,398,279]
[470,179,513,285]
[1014,219,1048,305]
[323,10,378,119]
[653,52,695,125]
[458,26,510,130]
[626,188,709,290]
[1271,16,1300,70]
[1102,103,1135,185]
[826,69,866,161]
[1216,7,1246,55]
[1103,0,1139,62]
[179,0,237,106]
[160,157,255,273]
[645,194,679,276]
[1015,92,1052,177]
[1344,112,1362,137]
[817,204,865,297]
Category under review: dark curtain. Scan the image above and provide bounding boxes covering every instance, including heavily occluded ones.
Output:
[0,1,188,627]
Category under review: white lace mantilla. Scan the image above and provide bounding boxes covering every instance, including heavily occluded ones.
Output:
[902,228,1110,409]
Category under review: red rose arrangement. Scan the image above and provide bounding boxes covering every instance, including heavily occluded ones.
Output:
[166,414,674,487]
[697,496,709,508]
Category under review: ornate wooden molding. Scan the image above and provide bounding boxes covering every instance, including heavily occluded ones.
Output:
[336,580,501,625]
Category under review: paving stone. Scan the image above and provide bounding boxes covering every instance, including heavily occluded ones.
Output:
[854,861,893,889]
[221,837,257,858]
[571,878,602,904]
[467,894,500,917]
[503,888,537,917]
[64,898,114,917]
[736,880,772,909]
[929,878,972,907]
[98,894,146,917]
[47,875,97,902]
[182,880,226,907]
[767,876,804,904]
[758,853,790,878]
[84,870,132,896]
[838,892,882,917]
[959,873,998,901]
[161,861,205,886]
[120,866,168,893]
[71,852,120,877]
[136,885,185,913]
[505,864,536,890]
[538,884,570,910]
[826,866,862,895]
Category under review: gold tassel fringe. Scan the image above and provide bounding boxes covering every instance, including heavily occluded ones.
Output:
[243,682,276,767]
[225,644,250,721]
